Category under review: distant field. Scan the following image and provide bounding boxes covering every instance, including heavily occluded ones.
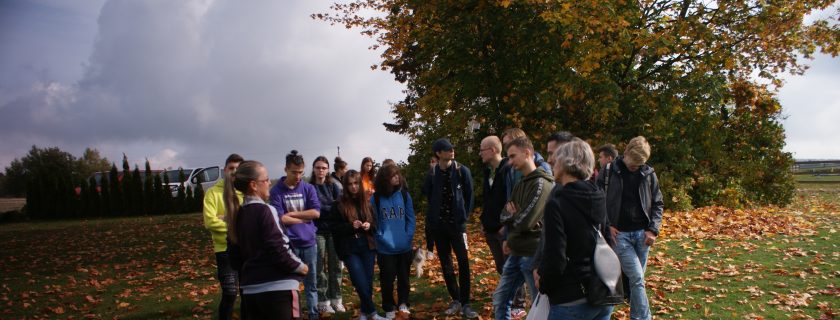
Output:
[0,198,25,213]
[794,174,840,183]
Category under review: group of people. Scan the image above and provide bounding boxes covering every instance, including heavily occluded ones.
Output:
[202,128,664,320]
[204,152,415,320]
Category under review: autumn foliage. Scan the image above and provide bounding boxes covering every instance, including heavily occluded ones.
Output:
[315,0,839,209]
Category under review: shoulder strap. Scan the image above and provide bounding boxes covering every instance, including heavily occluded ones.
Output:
[604,163,611,194]
[374,193,381,214]
[454,161,465,186]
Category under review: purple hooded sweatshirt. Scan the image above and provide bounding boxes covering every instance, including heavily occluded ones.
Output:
[269,177,321,248]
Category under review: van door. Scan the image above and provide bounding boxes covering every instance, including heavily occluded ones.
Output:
[192,166,221,191]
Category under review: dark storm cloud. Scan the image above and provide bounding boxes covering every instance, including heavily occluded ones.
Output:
[1,0,837,174]
[0,0,410,173]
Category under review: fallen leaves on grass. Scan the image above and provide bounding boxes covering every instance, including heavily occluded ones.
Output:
[661,206,816,240]
[0,214,217,319]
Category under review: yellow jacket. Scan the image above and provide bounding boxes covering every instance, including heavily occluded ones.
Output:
[203,179,243,252]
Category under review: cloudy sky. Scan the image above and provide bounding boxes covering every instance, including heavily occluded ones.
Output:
[1,1,838,177]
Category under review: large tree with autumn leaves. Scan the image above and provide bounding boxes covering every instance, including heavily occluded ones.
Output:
[316,0,839,209]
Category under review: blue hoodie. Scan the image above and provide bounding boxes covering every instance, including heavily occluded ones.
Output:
[371,188,416,255]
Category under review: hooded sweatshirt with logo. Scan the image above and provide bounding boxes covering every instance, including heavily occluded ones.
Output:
[371,188,416,254]
[269,177,321,248]
[502,168,554,256]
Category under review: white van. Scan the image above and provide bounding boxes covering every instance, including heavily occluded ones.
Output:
[165,167,221,197]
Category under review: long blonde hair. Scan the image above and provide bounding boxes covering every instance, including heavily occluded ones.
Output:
[224,160,263,244]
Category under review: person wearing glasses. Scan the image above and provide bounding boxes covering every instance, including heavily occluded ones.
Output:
[225,160,309,319]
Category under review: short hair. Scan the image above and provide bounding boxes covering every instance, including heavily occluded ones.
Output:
[623,136,651,167]
[225,153,244,165]
[502,128,527,141]
[481,136,503,153]
[334,156,347,171]
[505,136,534,152]
[597,144,618,159]
[554,138,595,180]
[285,150,305,167]
[547,131,575,144]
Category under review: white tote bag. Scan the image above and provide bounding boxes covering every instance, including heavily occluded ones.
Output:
[526,294,550,320]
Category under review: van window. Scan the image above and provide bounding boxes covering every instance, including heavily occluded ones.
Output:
[205,167,220,182]
[166,169,193,183]
[194,167,220,183]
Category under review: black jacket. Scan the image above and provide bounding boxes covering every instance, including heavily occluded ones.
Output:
[481,157,513,233]
[421,161,474,232]
[596,157,665,236]
[313,181,341,235]
[227,198,304,287]
[327,203,376,259]
[538,180,611,305]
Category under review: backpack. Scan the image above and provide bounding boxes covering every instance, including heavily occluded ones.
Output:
[432,161,467,192]
[579,223,625,306]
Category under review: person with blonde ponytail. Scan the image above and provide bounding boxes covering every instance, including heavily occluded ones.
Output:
[225,160,309,320]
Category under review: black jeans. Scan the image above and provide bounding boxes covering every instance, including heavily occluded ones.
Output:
[378,250,413,312]
[216,252,242,320]
[433,224,471,304]
[242,290,298,320]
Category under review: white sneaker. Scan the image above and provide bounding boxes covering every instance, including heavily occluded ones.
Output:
[332,299,346,312]
[318,301,336,314]
[385,311,396,319]
[444,301,461,315]
[368,313,388,320]
[398,304,410,314]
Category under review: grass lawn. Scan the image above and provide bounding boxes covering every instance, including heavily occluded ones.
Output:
[795,174,840,184]
[1,187,837,319]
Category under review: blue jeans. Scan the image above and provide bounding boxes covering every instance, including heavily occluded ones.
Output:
[292,245,318,319]
[615,230,651,320]
[548,303,613,320]
[344,237,377,314]
[492,255,536,320]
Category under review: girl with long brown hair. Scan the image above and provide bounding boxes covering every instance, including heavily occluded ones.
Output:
[327,170,386,320]
[360,157,376,199]
[371,164,416,318]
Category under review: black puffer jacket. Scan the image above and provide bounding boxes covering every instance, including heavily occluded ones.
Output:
[596,156,664,236]
[538,180,612,305]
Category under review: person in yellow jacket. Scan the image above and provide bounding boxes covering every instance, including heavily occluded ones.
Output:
[203,153,244,320]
